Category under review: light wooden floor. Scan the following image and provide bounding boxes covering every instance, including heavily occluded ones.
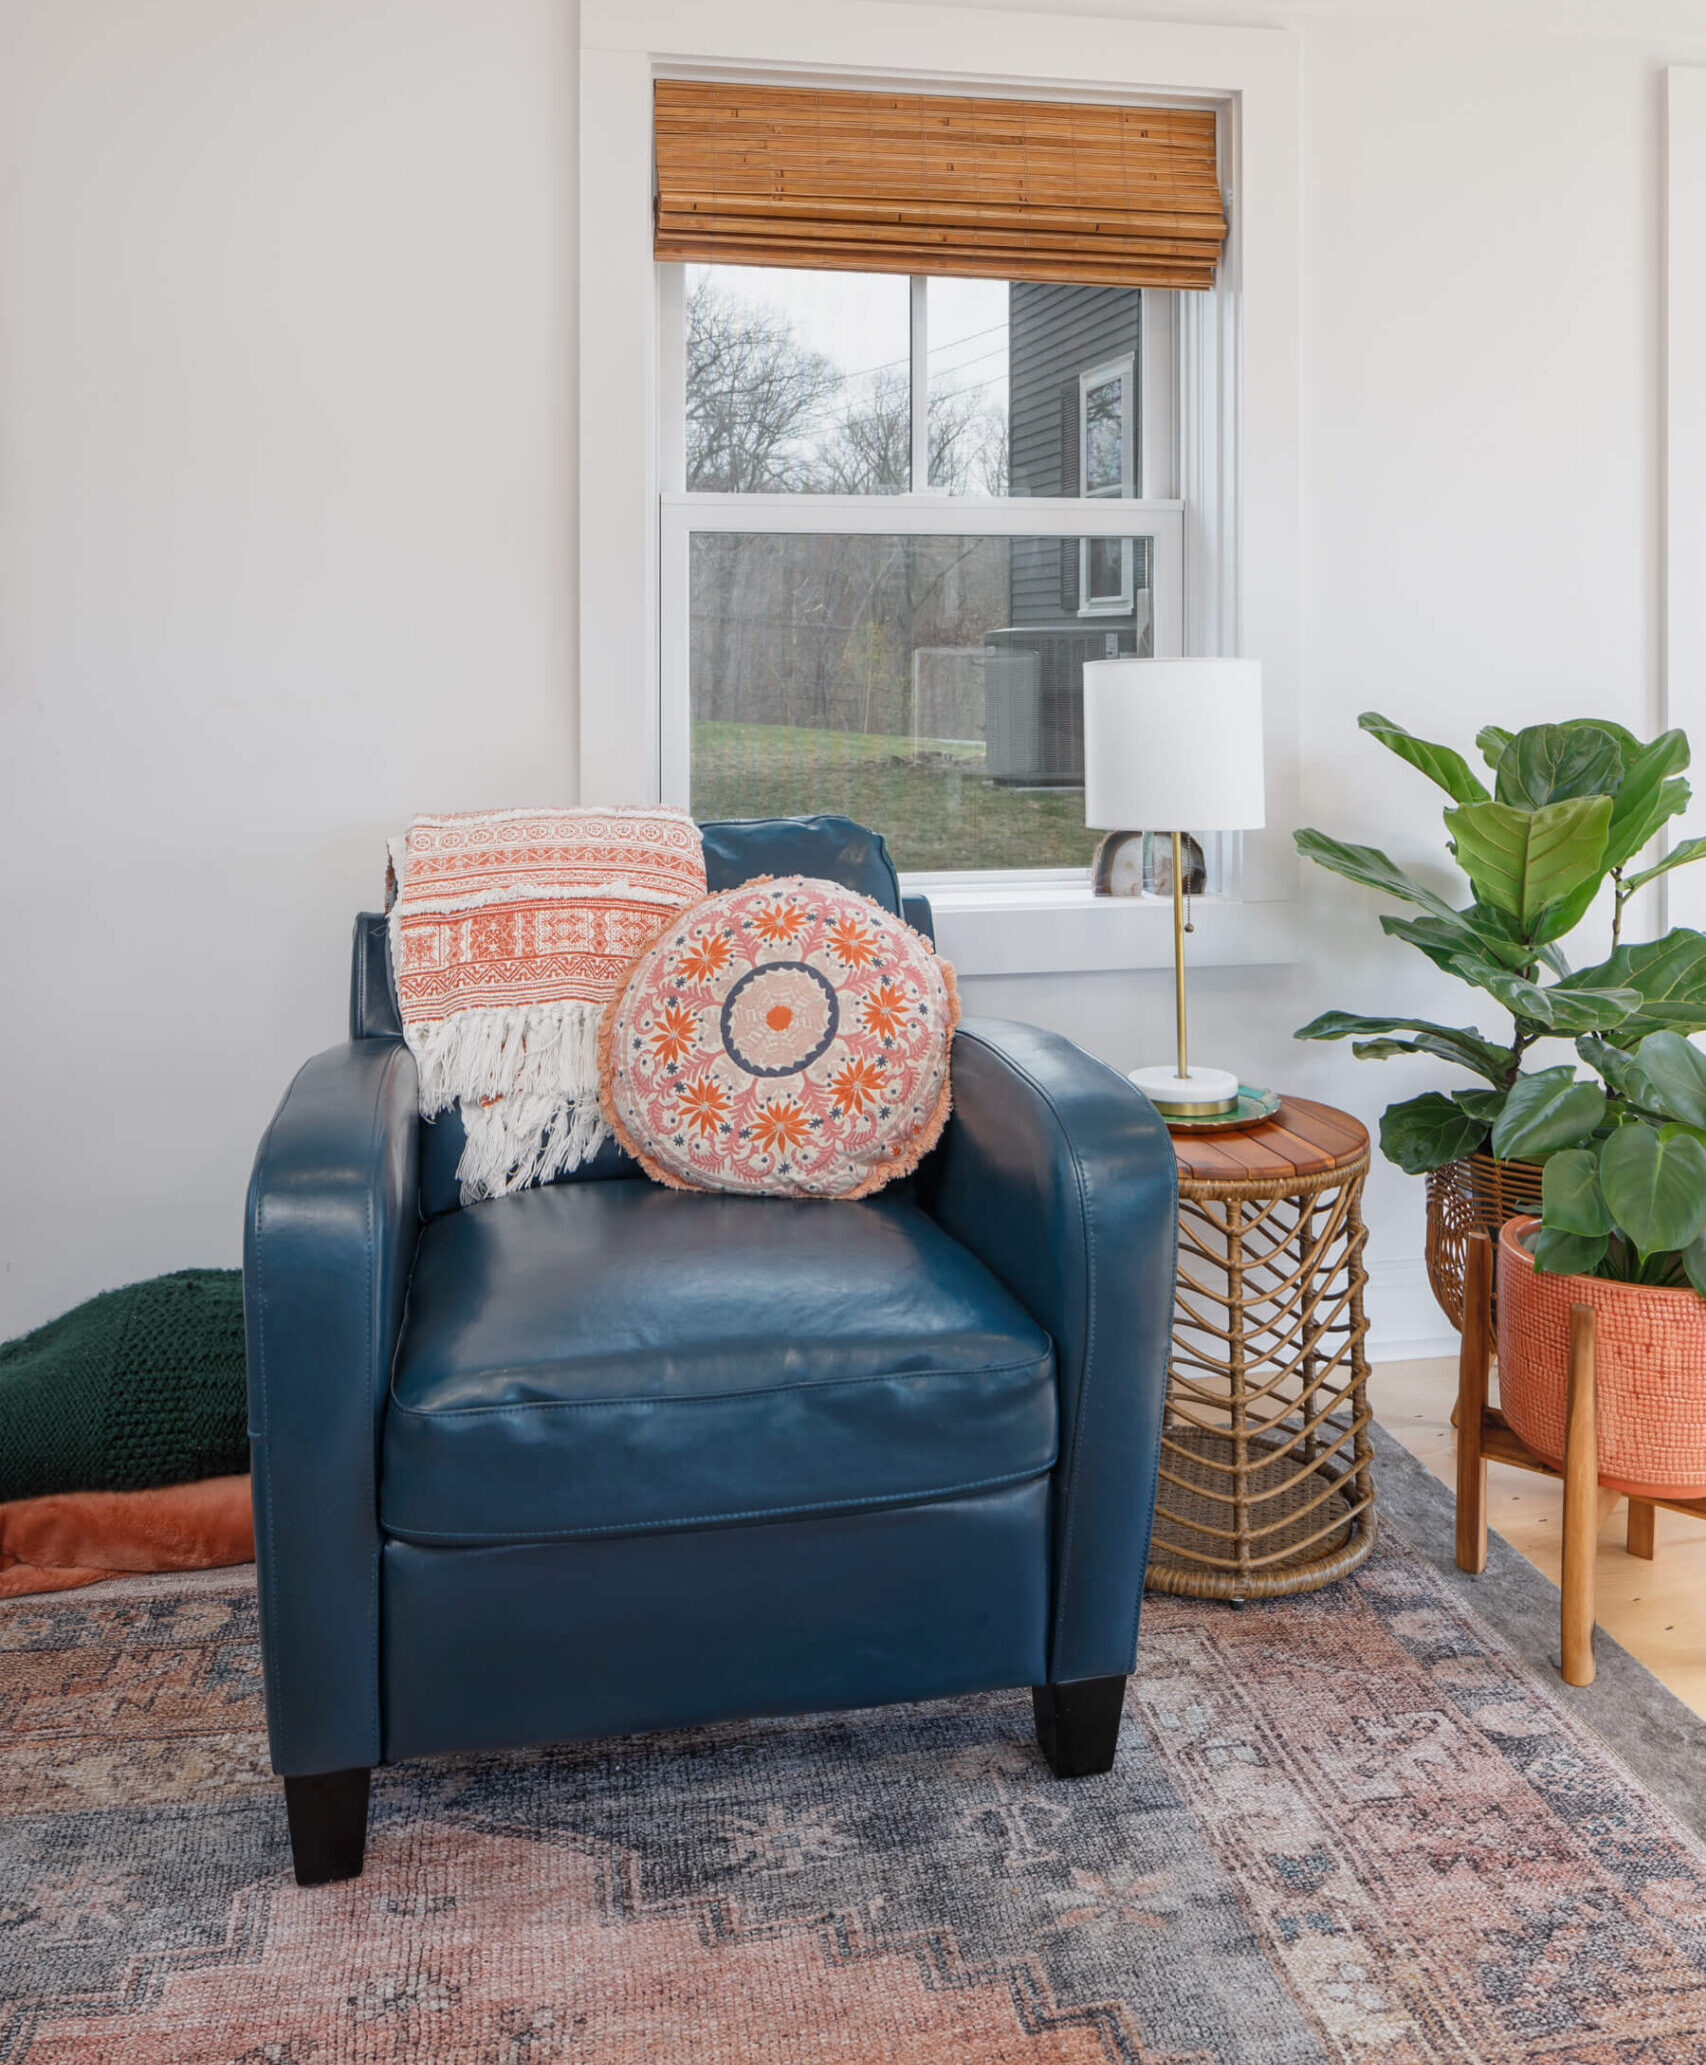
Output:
[1375,1355,1706,1719]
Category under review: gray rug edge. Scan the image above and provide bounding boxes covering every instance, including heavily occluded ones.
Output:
[1369,1417,1706,1837]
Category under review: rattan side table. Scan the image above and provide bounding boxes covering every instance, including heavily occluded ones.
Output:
[1145,1097,1376,1601]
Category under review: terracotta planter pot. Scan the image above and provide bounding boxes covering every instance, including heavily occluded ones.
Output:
[1496,1216,1706,1500]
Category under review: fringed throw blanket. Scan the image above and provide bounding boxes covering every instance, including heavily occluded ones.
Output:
[388,807,706,1202]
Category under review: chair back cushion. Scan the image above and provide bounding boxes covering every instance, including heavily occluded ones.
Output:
[350,913,403,1040]
[700,815,902,912]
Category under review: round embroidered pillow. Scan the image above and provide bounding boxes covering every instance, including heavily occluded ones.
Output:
[600,875,958,1199]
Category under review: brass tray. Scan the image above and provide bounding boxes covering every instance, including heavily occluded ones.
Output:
[1157,1085,1282,1135]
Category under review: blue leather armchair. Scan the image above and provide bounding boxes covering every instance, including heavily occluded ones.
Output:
[245,817,1178,1884]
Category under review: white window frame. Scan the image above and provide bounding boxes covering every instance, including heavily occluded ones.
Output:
[579,0,1301,977]
[1077,354,1138,616]
[659,493,1183,809]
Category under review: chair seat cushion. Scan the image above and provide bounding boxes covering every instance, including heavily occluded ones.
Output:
[380,1179,1056,1544]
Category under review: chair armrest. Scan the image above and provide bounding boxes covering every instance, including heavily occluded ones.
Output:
[917,1018,1177,1684]
[244,1039,420,1774]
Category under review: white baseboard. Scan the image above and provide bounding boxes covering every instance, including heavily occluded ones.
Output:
[1364,1256,1457,1365]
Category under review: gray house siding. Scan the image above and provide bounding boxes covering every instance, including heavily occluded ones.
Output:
[988,282,1147,783]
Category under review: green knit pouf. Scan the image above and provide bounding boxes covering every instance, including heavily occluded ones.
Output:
[0,1270,247,1502]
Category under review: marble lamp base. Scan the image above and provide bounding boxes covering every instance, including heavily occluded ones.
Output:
[1129,1065,1241,1119]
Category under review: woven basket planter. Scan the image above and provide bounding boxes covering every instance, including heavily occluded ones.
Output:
[1425,1152,1546,1332]
[1496,1216,1706,1500]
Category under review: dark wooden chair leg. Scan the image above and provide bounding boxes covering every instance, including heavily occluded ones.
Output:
[284,1768,371,1886]
[1033,1676,1127,1777]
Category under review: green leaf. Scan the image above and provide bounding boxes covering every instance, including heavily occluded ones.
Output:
[1356,711,1490,804]
[1476,724,1514,771]
[1527,871,1606,948]
[1471,972,1642,1035]
[1571,930,1706,1041]
[1597,1123,1706,1257]
[1494,724,1624,809]
[1603,730,1691,869]
[1444,795,1612,930]
[1541,1148,1612,1235]
[1490,1066,1607,1159]
[1380,908,1542,977]
[1293,829,1459,919]
[1468,897,1572,975]
[1577,1035,1641,1096]
[1379,1092,1489,1174]
[1622,1031,1706,1127]
[1560,716,1642,754]
[1293,1011,1512,1083]
[1682,1233,1706,1298]
[1623,835,1706,897]
[1531,1226,1610,1277]
[1452,1087,1508,1125]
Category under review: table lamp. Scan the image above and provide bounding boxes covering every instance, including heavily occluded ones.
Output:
[1083,657,1265,1119]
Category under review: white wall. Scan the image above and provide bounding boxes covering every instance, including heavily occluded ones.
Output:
[3,0,1703,1344]
[0,0,576,1333]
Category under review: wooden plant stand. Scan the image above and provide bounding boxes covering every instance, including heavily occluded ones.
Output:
[1146,1097,1376,1601]
[1455,1228,1706,1686]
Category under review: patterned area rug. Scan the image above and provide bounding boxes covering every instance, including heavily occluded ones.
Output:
[6,1526,1706,2062]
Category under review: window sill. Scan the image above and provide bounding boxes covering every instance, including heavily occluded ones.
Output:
[909,883,1295,978]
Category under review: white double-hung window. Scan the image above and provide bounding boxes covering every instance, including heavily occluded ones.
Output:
[646,73,1223,894]
[658,266,1183,885]
[579,10,1301,973]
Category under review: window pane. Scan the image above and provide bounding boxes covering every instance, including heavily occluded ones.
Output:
[924,277,1009,494]
[928,279,1142,500]
[689,532,1155,873]
[1083,375,1126,495]
[685,265,911,493]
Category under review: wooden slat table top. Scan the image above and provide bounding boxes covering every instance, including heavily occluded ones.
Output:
[1170,1096,1369,1194]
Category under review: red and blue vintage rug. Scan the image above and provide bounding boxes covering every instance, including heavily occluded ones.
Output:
[5,1521,1706,2061]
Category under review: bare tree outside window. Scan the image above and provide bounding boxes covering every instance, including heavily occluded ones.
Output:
[685,279,844,492]
[686,273,1007,496]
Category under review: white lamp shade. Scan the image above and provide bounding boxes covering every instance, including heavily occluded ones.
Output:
[1082,658,1265,831]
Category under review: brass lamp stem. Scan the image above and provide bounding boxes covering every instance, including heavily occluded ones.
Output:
[1171,829,1188,1082]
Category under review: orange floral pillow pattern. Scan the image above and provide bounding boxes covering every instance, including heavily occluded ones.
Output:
[599,876,959,1199]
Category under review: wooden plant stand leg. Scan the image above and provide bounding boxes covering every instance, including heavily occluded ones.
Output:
[1561,1305,1599,1688]
[1628,1498,1657,1560]
[1454,1230,1492,1576]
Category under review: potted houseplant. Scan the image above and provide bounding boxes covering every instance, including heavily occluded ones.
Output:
[1497,1029,1706,1499]
[1293,714,1706,1325]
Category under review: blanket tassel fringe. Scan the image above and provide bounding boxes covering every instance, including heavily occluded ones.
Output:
[406,1002,608,1204]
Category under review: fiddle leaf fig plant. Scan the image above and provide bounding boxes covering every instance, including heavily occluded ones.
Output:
[1516,1031,1706,1293]
[1295,713,1706,1175]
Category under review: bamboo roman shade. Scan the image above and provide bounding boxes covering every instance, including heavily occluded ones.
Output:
[654,82,1226,291]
